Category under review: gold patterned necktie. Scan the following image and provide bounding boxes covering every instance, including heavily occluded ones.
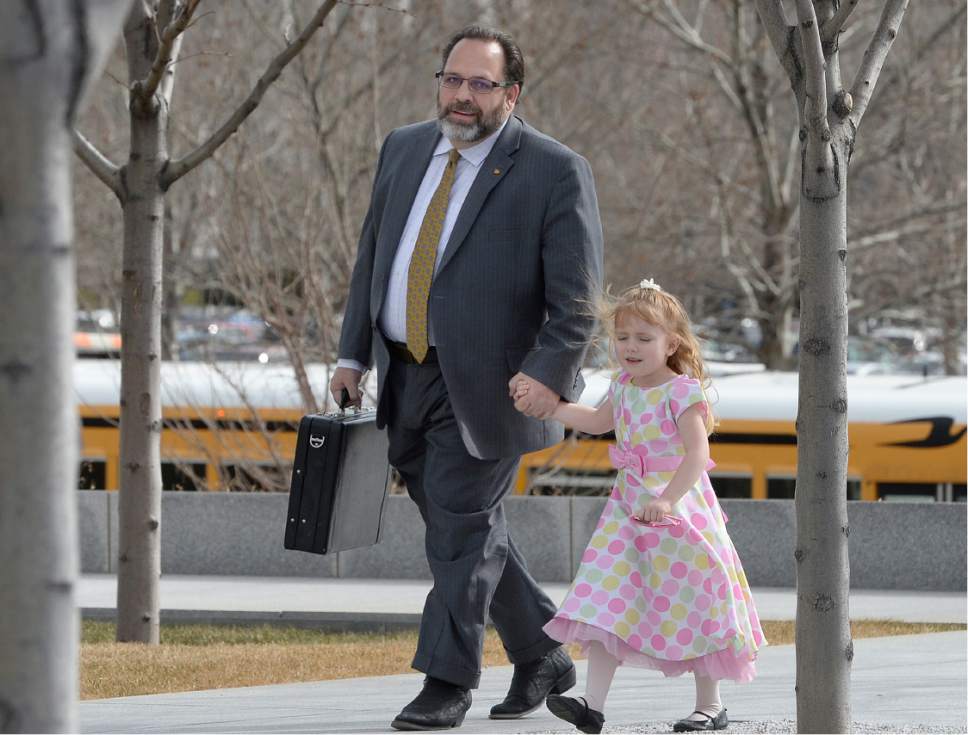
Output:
[406,148,461,363]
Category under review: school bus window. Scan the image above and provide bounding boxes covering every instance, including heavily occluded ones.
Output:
[933,483,964,503]
[877,482,951,503]
[846,479,861,500]
[709,474,752,499]
[766,476,861,499]
[767,477,796,499]
[161,462,206,491]
[78,460,106,490]
[527,470,613,496]
[877,482,938,502]
[219,462,290,492]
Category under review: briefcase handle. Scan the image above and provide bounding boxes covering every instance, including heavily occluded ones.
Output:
[337,387,364,415]
[323,387,366,418]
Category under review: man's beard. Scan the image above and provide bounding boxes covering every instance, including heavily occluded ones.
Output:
[436,99,505,143]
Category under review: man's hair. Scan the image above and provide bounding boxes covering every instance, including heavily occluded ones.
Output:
[440,25,525,92]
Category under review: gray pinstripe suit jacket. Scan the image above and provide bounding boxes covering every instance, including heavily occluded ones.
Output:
[338,114,604,459]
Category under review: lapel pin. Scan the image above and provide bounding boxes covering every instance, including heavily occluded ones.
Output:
[493,168,501,175]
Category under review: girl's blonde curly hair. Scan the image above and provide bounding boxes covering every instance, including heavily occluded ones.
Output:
[595,281,716,434]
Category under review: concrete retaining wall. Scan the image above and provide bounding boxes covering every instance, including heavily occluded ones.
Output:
[77,491,967,591]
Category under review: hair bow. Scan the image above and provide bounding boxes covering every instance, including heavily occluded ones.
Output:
[639,278,662,291]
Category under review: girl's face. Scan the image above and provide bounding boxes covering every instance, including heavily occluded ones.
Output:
[614,310,679,386]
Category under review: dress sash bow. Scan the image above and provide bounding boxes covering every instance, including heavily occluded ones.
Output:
[608,445,715,476]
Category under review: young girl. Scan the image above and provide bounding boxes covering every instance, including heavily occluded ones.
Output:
[514,278,765,733]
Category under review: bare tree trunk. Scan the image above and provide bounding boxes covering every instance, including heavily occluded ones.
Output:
[0,0,129,729]
[73,0,341,642]
[114,4,176,644]
[754,1,909,730]
[795,137,852,732]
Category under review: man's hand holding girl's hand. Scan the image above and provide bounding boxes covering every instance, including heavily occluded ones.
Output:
[508,372,560,419]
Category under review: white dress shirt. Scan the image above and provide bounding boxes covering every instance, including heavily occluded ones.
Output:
[338,118,508,374]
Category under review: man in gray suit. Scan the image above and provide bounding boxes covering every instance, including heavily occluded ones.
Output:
[330,25,603,731]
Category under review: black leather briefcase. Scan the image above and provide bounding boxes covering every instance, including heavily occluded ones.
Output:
[284,404,390,555]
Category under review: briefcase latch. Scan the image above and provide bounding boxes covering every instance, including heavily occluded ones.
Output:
[309,435,326,449]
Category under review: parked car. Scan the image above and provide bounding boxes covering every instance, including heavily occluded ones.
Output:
[870,326,927,356]
[75,310,120,359]
[847,337,899,375]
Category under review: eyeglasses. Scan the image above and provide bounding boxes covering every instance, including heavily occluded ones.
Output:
[435,71,518,95]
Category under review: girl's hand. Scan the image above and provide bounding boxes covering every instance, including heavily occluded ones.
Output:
[510,374,560,419]
[512,380,531,401]
[635,497,674,524]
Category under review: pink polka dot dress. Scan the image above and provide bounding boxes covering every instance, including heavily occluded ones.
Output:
[543,371,766,682]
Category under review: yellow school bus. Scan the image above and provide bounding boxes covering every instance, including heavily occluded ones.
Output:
[75,361,966,501]
[516,369,967,502]
[75,360,341,492]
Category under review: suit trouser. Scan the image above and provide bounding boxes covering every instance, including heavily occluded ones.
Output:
[384,357,560,689]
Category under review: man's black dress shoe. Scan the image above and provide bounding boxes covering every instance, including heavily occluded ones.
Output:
[672,708,728,732]
[489,647,576,719]
[390,677,472,731]
[545,694,605,734]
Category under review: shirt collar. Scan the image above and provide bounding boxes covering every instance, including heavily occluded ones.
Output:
[434,116,509,167]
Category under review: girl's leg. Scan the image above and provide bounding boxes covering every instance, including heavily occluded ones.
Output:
[687,673,722,720]
[583,641,620,713]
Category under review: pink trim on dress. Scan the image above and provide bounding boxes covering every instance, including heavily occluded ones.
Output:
[608,445,716,475]
[544,616,758,684]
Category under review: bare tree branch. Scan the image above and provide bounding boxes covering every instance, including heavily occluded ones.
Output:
[796,0,829,135]
[850,219,964,252]
[735,73,785,211]
[855,200,965,236]
[526,18,614,97]
[752,0,797,80]
[657,0,733,64]
[133,0,202,109]
[632,0,748,113]
[790,0,841,201]
[849,0,911,128]
[822,0,861,48]
[73,129,123,199]
[780,123,800,203]
[161,0,339,189]
[859,1,965,118]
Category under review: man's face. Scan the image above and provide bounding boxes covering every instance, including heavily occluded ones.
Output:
[436,39,519,147]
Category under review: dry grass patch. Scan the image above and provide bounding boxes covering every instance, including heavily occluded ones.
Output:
[82,627,512,700]
[81,619,965,700]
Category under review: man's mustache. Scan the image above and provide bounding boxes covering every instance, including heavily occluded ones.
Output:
[442,102,481,117]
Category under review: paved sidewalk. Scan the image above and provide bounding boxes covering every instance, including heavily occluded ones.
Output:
[78,574,968,626]
[78,576,967,733]
[79,631,967,733]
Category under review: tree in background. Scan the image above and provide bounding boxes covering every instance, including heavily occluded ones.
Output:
[73,1,965,375]
[72,0,341,644]
[753,1,909,731]
[0,0,131,730]
[207,4,432,411]
[622,0,965,369]
[846,1,967,372]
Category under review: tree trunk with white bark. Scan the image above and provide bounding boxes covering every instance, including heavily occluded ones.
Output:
[753,1,909,731]
[795,132,852,730]
[72,0,340,642]
[113,3,177,644]
[0,0,130,730]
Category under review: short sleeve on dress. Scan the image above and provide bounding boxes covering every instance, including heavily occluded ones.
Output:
[607,370,630,403]
[669,376,707,422]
